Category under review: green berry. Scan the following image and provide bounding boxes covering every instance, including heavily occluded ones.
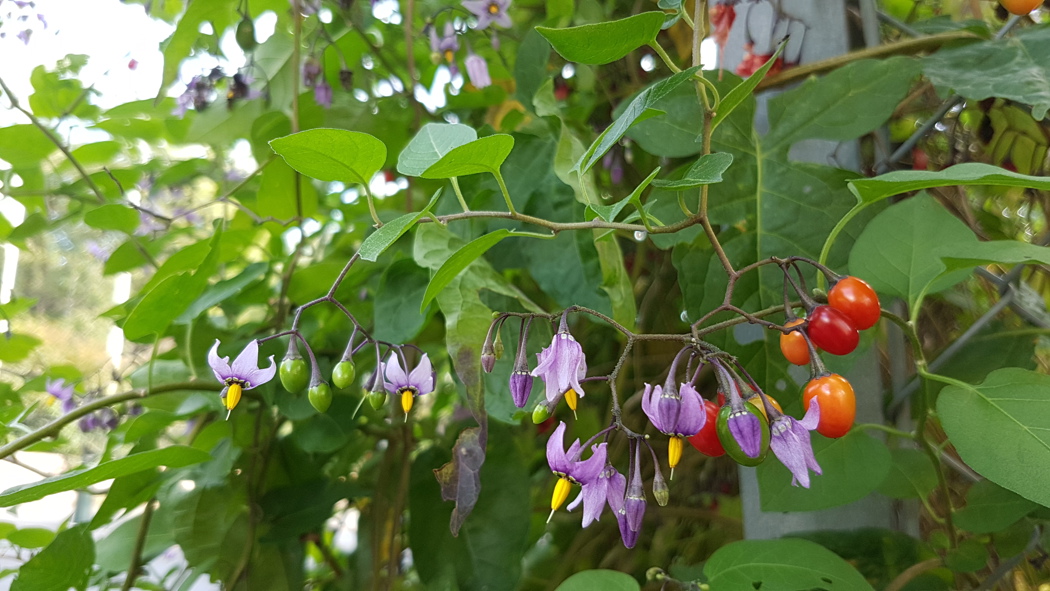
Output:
[368,391,387,410]
[715,404,770,467]
[279,358,309,394]
[308,383,333,413]
[332,360,356,390]
[531,403,550,424]
[235,16,256,51]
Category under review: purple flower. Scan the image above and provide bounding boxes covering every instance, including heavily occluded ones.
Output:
[531,316,587,415]
[384,353,435,418]
[623,446,646,533]
[208,340,277,419]
[172,75,213,117]
[641,381,705,437]
[609,469,637,548]
[546,422,607,521]
[462,0,512,29]
[464,49,491,89]
[509,370,532,408]
[303,58,322,87]
[314,79,333,108]
[45,378,76,413]
[567,463,622,528]
[430,23,460,64]
[770,398,822,487]
[714,361,765,459]
[16,29,31,45]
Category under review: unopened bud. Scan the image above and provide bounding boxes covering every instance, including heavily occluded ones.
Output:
[652,467,669,507]
[493,331,504,360]
[510,370,532,408]
[481,352,496,373]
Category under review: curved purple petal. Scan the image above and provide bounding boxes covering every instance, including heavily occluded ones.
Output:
[571,443,607,484]
[579,473,610,527]
[384,355,409,393]
[641,383,656,419]
[230,340,261,378]
[728,409,763,458]
[408,354,435,394]
[242,355,277,390]
[770,415,821,488]
[800,396,821,430]
[674,383,706,436]
[654,386,682,435]
[208,340,233,382]
[546,421,569,474]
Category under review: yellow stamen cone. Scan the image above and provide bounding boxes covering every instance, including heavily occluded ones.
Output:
[401,390,415,420]
[444,50,454,63]
[668,436,683,480]
[488,3,499,13]
[547,477,572,523]
[223,383,242,421]
[564,389,578,419]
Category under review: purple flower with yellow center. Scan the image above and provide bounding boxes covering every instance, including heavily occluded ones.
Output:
[546,421,606,522]
[641,349,706,478]
[769,398,822,487]
[429,23,460,70]
[45,378,76,413]
[462,0,512,29]
[208,340,277,419]
[383,353,435,419]
[464,49,491,89]
[531,315,587,417]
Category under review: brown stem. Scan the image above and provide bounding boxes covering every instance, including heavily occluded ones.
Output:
[884,558,942,591]
[0,381,219,460]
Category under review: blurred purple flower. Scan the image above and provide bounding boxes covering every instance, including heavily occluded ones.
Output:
[85,241,111,262]
[462,0,512,29]
[430,23,460,66]
[16,29,31,44]
[45,378,76,413]
[302,58,322,87]
[314,79,333,108]
[464,49,491,89]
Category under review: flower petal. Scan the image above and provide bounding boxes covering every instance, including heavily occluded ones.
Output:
[408,353,435,394]
[242,355,277,390]
[208,340,233,382]
[800,396,821,430]
[675,383,706,436]
[571,443,607,485]
[728,410,764,458]
[546,421,569,473]
[229,340,261,378]
[384,355,409,392]
[580,474,609,527]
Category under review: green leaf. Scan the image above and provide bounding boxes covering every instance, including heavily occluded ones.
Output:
[420,134,515,179]
[651,152,733,190]
[420,229,513,313]
[704,538,875,591]
[954,480,1037,534]
[516,30,552,108]
[877,448,938,500]
[373,259,431,343]
[712,41,787,130]
[850,162,1050,205]
[84,204,140,234]
[766,57,921,147]
[757,430,892,512]
[11,525,94,591]
[0,124,55,167]
[254,158,319,220]
[939,239,1050,273]
[0,446,211,507]
[177,262,268,323]
[358,191,441,262]
[269,128,387,187]
[0,334,42,363]
[6,528,54,549]
[589,167,660,222]
[397,123,477,176]
[577,66,702,173]
[923,26,1050,120]
[848,194,977,307]
[938,368,1050,508]
[555,570,640,591]
[537,12,666,65]
[124,228,223,340]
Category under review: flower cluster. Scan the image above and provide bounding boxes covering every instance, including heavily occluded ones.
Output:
[483,304,842,548]
[172,68,262,117]
[424,0,513,90]
[45,378,123,433]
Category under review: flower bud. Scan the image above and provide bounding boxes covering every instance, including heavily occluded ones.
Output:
[493,331,504,360]
[652,466,669,507]
[510,370,532,408]
[481,352,496,373]
[625,447,646,532]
